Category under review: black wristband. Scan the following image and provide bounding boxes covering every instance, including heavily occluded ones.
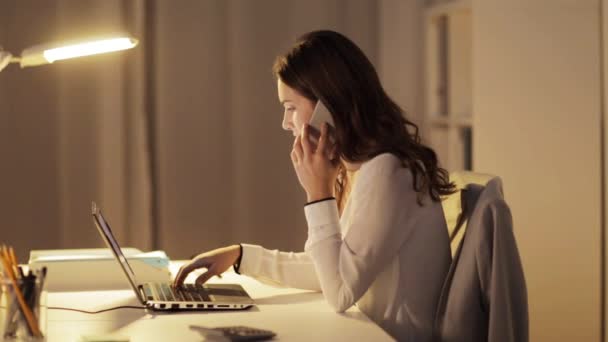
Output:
[233,244,244,274]
[305,196,335,207]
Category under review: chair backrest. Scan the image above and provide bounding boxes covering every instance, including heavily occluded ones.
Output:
[435,177,528,342]
[442,171,494,256]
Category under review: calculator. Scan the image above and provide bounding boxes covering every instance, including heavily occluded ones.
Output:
[213,326,276,341]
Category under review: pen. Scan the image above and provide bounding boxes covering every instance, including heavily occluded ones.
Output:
[1,266,19,336]
[8,272,36,337]
[38,267,47,294]
[0,250,41,337]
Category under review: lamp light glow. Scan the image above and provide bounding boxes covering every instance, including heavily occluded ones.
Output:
[0,34,138,71]
[43,37,137,63]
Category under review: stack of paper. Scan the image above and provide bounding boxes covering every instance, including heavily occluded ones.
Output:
[28,248,171,291]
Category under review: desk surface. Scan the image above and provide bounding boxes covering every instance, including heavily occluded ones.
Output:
[41,261,393,341]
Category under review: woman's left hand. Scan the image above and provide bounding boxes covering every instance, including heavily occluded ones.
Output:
[291,122,340,202]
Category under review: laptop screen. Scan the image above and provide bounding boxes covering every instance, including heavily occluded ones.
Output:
[91,202,145,303]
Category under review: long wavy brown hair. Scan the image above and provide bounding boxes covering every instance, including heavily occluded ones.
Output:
[273,30,455,208]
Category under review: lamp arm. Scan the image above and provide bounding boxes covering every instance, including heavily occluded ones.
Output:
[0,51,14,72]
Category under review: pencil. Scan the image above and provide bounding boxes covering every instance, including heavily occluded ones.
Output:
[8,247,17,266]
[0,253,41,337]
[8,246,21,279]
[1,245,8,264]
[1,246,16,280]
[1,246,13,278]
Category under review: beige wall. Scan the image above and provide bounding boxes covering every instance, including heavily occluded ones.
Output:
[473,0,602,340]
[0,1,63,261]
[1,0,421,261]
[378,0,425,127]
[54,0,128,251]
[1,0,157,260]
[153,0,390,258]
[604,0,608,339]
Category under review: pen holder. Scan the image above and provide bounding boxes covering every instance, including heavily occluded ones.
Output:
[0,279,45,340]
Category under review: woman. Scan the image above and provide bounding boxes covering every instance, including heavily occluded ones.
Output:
[173,30,455,341]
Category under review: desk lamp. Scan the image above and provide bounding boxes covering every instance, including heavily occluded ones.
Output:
[0,35,138,72]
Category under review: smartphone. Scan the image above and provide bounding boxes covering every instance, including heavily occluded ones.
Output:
[308,100,335,146]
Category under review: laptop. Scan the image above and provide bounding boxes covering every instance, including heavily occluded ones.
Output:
[91,202,255,311]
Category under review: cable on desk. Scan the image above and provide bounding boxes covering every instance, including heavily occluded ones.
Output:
[44,305,145,314]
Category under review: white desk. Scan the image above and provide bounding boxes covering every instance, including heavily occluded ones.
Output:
[41,262,393,341]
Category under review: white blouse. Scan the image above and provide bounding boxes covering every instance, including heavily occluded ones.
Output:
[238,153,451,341]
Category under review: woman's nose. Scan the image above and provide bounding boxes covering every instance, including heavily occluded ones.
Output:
[282,112,292,131]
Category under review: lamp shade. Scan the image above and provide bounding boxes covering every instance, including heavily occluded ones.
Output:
[19,36,138,68]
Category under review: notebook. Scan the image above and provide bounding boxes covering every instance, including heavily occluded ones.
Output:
[91,202,255,311]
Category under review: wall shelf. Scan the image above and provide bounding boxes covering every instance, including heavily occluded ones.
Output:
[424,0,472,171]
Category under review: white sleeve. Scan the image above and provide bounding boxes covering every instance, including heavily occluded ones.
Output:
[237,244,321,291]
[303,156,416,312]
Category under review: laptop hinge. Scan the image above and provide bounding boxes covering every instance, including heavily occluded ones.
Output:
[138,285,149,305]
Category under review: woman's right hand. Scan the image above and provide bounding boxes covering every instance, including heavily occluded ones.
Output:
[172,244,241,288]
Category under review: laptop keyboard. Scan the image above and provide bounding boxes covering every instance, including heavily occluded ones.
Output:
[152,283,210,302]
